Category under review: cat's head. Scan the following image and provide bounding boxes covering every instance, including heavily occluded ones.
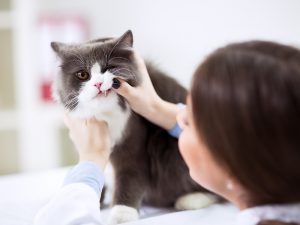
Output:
[51,30,139,118]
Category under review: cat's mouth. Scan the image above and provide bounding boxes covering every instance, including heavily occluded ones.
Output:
[97,89,112,97]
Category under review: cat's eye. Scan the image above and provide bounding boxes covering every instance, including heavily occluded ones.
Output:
[75,70,90,81]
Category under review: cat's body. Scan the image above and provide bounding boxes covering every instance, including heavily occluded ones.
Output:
[51,30,216,224]
[110,64,202,207]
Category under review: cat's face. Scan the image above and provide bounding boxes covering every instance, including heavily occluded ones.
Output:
[51,30,139,118]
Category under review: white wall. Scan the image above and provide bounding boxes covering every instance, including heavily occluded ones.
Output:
[38,0,300,87]
[12,0,300,172]
[13,0,61,171]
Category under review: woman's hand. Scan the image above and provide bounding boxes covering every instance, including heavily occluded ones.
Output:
[113,52,180,130]
[113,52,162,119]
[64,113,111,170]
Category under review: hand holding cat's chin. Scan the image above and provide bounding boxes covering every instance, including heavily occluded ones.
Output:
[64,113,111,170]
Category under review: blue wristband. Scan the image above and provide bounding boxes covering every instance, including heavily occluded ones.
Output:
[63,161,104,197]
[168,103,186,139]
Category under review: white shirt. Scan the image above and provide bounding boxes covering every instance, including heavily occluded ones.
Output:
[237,203,300,225]
[34,161,104,225]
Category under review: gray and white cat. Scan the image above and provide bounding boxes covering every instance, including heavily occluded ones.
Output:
[51,30,217,224]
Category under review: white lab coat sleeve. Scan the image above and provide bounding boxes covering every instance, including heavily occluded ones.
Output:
[34,161,105,225]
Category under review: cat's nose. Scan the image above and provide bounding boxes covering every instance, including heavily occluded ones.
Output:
[94,82,102,89]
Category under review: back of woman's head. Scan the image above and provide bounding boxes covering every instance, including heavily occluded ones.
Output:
[191,41,300,206]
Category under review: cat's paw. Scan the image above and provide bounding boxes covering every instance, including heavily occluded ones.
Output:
[106,205,139,225]
[174,192,217,210]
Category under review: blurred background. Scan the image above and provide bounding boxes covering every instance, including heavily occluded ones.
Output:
[1,0,300,175]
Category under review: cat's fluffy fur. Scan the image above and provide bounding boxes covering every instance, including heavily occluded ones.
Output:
[51,30,215,224]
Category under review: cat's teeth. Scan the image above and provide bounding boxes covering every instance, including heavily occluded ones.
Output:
[104,91,107,97]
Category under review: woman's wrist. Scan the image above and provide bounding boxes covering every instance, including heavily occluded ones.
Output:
[79,152,109,171]
[146,97,179,130]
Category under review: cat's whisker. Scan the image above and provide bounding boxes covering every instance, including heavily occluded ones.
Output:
[61,91,77,102]
[67,51,86,68]
[112,67,134,76]
[107,40,121,61]
[120,70,136,81]
[64,97,77,107]
[64,58,86,69]
[90,48,99,66]
[69,102,79,111]
[108,57,130,63]
[64,96,76,105]
[110,68,129,75]
[61,91,79,111]
[113,72,137,85]
[65,98,78,111]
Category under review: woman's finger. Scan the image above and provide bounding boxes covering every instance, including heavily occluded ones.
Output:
[112,78,135,98]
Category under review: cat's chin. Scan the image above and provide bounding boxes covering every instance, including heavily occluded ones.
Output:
[70,93,121,119]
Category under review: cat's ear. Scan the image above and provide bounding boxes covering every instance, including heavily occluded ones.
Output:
[51,42,69,58]
[115,30,133,48]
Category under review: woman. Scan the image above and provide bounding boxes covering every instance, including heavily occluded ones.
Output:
[116,40,300,225]
[34,41,300,225]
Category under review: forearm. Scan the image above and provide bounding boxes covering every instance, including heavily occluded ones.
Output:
[145,98,180,130]
[80,152,109,171]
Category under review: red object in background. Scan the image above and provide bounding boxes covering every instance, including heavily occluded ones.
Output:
[41,80,53,102]
[38,15,89,102]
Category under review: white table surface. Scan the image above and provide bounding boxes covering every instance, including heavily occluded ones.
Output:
[0,167,238,225]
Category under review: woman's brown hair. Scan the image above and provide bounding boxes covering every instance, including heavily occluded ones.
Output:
[191,41,300,209]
